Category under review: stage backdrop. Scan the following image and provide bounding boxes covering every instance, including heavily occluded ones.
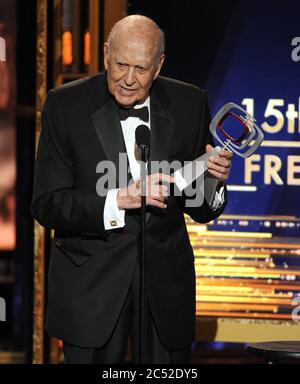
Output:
[128,0,300,340]
[196,0,300,338]
[206,0,300,237]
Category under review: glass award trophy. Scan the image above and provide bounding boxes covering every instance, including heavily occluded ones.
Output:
[173,102,264,195]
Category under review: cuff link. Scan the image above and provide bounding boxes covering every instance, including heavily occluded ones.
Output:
[110,220,118,227]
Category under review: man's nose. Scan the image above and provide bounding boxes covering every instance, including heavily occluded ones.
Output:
[124,67,136,86]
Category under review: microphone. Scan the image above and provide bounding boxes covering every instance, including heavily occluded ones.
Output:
[135,124,150,148]
[135,125,150,363]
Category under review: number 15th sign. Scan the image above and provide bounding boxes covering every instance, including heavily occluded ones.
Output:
[0,37,6,61]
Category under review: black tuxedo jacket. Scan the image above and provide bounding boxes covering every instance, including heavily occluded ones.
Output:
[31,72,226,350]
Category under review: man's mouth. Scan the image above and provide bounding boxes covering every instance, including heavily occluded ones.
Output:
[118,86,138,96]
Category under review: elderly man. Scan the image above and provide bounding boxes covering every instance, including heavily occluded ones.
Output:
[32,15,232,364]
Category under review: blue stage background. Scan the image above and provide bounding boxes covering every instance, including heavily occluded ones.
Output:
[129,0,300,237]
[204,0,300,236]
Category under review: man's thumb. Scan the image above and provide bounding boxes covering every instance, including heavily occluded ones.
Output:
[206,144,214,153]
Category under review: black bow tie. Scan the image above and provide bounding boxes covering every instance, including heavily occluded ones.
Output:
[119,106,149,122]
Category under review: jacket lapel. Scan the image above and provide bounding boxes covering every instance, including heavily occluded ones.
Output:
[146,81,174,223]
[91,97,129,189]
[148,100,174,168]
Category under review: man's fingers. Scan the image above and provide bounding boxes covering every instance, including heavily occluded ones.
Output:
[146,174,172,198]
[207,161,230,175]
[151,173,175,184]
[156,185,168,197]
[219,149,233,159]
[208,157,231,169]
[151,195,167,204]
[148,186,168,202]
[206,145,233,159]
[147,196,167,209]
[206,144,214,153]
[148,184,168,197]
[208,169,228,182]
[159,173,175,183]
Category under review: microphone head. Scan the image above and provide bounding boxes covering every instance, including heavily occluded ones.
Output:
[135,124,150,147]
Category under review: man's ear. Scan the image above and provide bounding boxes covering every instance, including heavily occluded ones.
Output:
[154,54,165,79]
[103,42,109,71]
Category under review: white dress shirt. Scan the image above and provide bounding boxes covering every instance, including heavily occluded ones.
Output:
[103,97,224,230]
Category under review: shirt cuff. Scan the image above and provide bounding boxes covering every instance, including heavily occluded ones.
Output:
[211,186,225,211]
[103,189,126,230]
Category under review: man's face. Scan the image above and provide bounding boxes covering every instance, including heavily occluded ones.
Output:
[104,33,164,108]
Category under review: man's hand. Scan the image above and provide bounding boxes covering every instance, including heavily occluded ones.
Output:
[117,173,175,210]
[206,144,233,182]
